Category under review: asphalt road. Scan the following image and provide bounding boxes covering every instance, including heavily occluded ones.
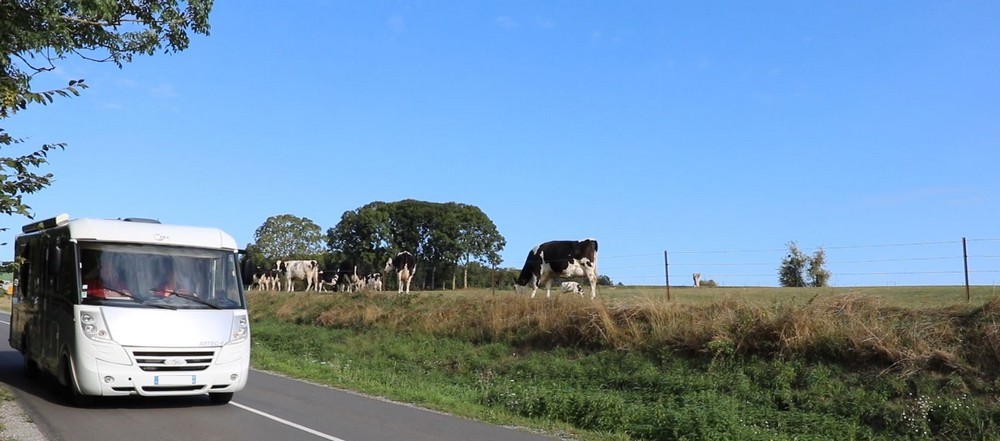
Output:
[0,312,556,441]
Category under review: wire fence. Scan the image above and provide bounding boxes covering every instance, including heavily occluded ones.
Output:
[600,237,1000,287]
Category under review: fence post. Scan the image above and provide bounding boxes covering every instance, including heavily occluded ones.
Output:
[963,237,970,302]
[664,250,671,301]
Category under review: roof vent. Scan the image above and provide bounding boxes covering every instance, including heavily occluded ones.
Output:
[121,217,161,224]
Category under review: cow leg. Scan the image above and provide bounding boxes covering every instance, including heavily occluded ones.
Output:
[538,273,553,298]
[587,270,598,299]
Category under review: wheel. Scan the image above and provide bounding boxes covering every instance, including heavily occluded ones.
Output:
[21,336,39,380]
[23,355,39,379]
[209,392,234,404]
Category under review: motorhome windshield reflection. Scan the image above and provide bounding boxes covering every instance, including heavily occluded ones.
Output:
[79,245,245,309]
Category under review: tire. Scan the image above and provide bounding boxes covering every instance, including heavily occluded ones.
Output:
[21,336,39,380]
[209,392,233,405]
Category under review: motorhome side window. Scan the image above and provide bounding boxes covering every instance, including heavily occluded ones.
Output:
[16,242,31,301]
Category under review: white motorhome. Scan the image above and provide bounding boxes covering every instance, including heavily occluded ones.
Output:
[8,214,250,405]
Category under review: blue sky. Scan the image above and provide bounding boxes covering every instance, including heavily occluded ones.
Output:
[4,1,999,287]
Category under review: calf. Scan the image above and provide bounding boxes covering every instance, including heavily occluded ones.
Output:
[384,251,417,294]
[514,238,599,299]
[334,263,362,292]
[250,268,266,291]
[318,270,339,292]
[276,259,320,292]
[250,268,281,291]
[365,273,383,291]
[560,281,584,296]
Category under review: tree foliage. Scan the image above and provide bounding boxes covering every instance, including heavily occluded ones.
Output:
[778,241,831,287]
[253,214,325,260]
[327,199,506,289]
[808,247,831,287]
[1,0,213,224]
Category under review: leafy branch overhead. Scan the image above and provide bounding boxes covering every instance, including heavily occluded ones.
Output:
[0,0,214,223]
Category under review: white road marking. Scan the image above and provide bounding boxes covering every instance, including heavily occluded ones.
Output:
[230,401,347,441]
[0,313,344,440]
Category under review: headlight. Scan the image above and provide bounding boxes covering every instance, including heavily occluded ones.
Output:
[229,315,249,344]
[80,311,112,342]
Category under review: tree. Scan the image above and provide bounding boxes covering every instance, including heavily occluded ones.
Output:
[778,241,808,287]
[454,203,505,288]
[253,214,325,260]
[1,0,213,223]
[808,247,831,287]
[326,202,392,273]
[326,199,507,289]
[778,241,831,287]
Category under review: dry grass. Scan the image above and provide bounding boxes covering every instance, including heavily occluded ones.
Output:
[248,285,1000,382]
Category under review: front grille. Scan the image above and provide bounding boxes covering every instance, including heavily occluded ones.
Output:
[128,349,218,372]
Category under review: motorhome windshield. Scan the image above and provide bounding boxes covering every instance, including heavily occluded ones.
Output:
[79,244,245,310]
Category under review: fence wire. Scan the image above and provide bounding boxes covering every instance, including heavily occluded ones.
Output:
[599,237,1000,287]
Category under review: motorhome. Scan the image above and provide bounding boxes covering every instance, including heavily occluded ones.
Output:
[8,214,250,405]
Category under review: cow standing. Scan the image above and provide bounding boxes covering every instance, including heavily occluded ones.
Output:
[333,264,362,292]
[276,259,320,292]
[384,251,417,294]
[250,267,282,291]
[514,239,599,299]
[365,273,383,291]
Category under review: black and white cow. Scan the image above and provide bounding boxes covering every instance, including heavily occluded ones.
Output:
[318,270,339,292]
[276,259,320,292]
[365,273,383,291]
[332,263,362,292]
[514,238,599,299]
[560,281,584,296]
[250,267,282,291]
[384,251,417,294]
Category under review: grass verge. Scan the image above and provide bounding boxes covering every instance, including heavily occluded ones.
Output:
[248,289,1000,440]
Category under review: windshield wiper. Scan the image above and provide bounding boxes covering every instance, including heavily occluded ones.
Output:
[155,290,221,309]
[99,287,176,309]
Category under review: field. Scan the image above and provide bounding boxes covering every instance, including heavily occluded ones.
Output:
[246,285,1000,440]
[3,285,999,439]
[568,284,1000,307]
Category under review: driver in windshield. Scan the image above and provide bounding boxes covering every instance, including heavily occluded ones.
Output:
[151,257,198,298]
[82,255,131,299]
[152,257,179,297]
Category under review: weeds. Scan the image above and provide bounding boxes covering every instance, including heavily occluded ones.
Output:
[247,289,1000,440]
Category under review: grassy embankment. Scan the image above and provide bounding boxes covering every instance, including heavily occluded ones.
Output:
[248,285,1000,440]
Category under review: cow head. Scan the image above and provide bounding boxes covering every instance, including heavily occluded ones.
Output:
[384,257,394,272]
[514,279,532,296]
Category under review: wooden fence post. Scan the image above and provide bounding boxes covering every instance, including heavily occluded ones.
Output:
[664,250,671,301]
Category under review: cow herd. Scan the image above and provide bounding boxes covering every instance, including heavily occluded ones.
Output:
[250,238,600,298]
[250,260,384,293]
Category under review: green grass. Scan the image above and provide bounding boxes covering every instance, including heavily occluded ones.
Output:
[247,287,1000,440]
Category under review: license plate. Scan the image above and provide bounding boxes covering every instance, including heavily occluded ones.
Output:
[154,375,196,386]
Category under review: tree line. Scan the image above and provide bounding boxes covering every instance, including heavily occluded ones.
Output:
[243,199,508,290]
